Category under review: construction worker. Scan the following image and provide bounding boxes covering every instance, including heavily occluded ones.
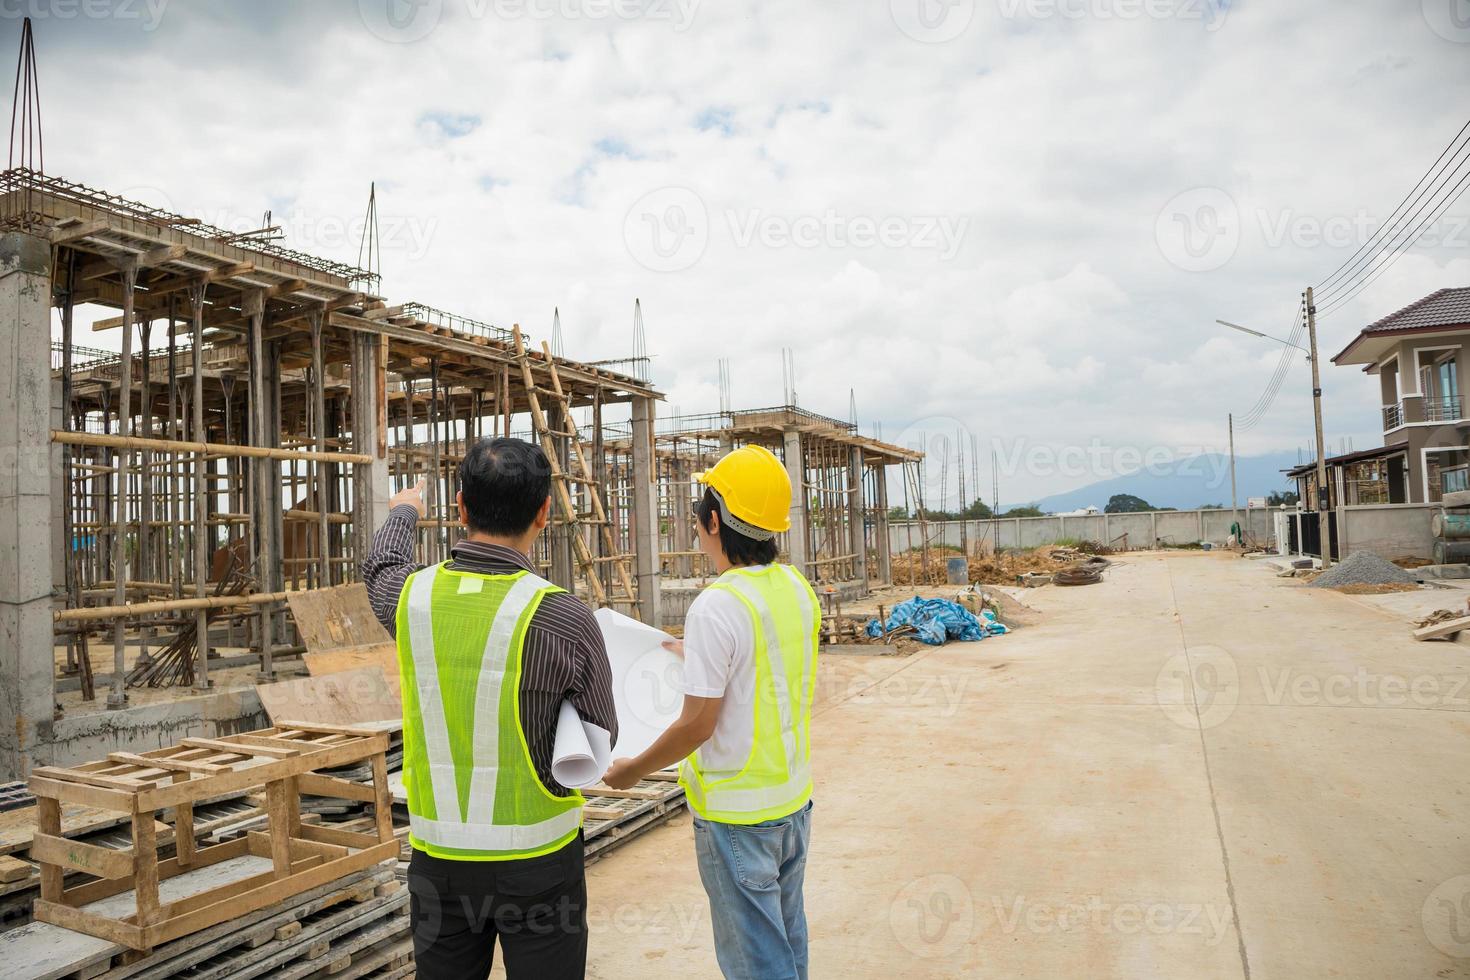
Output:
[361,437,617,980]
[604,444,820,980]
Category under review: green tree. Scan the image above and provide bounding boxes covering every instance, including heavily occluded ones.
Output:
[1266,490,1299,506]
[1104,493,1153,514]
[961,499,994,519]
[1004,505,1045,518]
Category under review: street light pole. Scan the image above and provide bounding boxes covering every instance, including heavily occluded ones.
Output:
[1216,310,1332,568]
[1228,412,1240,545]
[1305,286,1332,569]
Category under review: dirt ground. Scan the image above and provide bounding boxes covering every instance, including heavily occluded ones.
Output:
[552,551,1470,979]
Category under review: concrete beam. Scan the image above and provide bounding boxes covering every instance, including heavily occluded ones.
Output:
[631,395,662,626]
[0,231,57,780]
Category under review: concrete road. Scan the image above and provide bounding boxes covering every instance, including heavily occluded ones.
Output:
[564,552,1470,979]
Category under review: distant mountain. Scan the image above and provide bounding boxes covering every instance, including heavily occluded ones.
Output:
[1027,452,1302,514]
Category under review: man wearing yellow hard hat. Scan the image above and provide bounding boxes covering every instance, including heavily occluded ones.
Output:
[604,444,821,980]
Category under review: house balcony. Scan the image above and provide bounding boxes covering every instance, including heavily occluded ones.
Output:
[1384,396,1466,429]
[1426,396,1465,423]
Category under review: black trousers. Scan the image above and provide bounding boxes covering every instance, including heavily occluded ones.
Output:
[407,835,587,980]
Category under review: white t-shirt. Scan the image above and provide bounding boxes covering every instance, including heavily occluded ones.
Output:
[680,567,767,773]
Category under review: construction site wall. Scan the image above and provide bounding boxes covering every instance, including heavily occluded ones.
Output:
[889,507,1278,555]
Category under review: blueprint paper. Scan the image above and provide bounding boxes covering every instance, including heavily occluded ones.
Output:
[551,699,614,789]
[593,607,685,761]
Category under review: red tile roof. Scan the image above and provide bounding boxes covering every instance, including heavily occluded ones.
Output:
[1332,286,1470,363]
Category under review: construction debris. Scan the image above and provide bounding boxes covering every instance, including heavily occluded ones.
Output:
[865,596,1008,646]
[1413,611,1470,642]
[1309,552,1419,590]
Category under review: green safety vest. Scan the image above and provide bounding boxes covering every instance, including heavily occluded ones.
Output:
[395,562,583,861]
[679,563,821,824]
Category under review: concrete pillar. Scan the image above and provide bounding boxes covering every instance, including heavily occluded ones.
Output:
[351,332,391,567]
[630,395,661,626]
[782,429,809,577]
[0,231,56,779]
[847,448,867,586]
[875,463,892,582]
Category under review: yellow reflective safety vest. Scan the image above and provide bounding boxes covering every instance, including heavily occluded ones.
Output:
[679,563,821,825]
[395,562,583,861]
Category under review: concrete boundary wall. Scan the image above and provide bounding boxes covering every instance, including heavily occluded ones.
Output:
[892,504,1439,560]
[1335,504,1434,560]
[890,507,1278,555]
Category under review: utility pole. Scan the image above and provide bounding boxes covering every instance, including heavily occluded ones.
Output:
[1306,286,1332,569]
[1228,412,1240,546]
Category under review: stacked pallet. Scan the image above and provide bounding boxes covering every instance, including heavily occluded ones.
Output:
[0,865,407,980]
[0,724,405,980]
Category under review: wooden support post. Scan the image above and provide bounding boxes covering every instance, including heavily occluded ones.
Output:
[133,810,160,927]
[875,462,893,582]
[36,797,62,902]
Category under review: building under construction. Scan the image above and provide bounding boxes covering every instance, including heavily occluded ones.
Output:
[0,168,921,780]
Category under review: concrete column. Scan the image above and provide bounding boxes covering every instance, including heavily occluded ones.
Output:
[782,429,809,577]
[0,231,56,779]
[352,332,391,565]
[630,395,661,626]
[847,448,867,586]
[875,463,892,583]
[1150,511,1159,546]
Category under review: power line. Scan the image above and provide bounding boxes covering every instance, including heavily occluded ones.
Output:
[1317,162,1470,318]
[1314,117,1470,298]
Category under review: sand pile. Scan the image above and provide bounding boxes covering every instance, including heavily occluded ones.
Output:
[1310,552,1418,590]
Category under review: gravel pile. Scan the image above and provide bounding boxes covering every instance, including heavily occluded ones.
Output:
[1310,552,1418,589]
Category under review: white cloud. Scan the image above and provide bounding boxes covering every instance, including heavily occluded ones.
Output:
[26,0,1470,500]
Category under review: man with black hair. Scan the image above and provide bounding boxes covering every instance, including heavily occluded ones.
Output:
[604,444,821,980]
[361,436,616,980]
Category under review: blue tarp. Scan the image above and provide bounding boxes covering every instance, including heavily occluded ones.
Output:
[865,596,1010,646]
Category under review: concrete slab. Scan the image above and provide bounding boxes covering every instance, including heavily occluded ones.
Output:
[557,553,1470,979]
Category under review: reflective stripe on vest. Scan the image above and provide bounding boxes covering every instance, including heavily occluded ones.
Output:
[399,564,582,859]
[680,564,819,824]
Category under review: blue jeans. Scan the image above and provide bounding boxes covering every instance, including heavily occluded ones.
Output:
[692,800,813,980]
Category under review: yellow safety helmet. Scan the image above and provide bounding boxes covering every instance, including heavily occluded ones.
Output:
[694,445,792,539]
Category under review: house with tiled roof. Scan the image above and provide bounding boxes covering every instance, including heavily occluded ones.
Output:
[1291,287,1470,506]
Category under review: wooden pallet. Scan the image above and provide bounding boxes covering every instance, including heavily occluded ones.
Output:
[28,724,399,952]
[0,866,394,980]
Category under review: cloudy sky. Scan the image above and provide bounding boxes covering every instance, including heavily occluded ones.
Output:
[13,0,1470,505]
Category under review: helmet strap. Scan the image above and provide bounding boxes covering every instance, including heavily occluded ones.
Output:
[708,487,778,541]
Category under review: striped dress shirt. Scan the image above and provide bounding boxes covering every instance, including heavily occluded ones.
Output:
[361,504,618,796]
